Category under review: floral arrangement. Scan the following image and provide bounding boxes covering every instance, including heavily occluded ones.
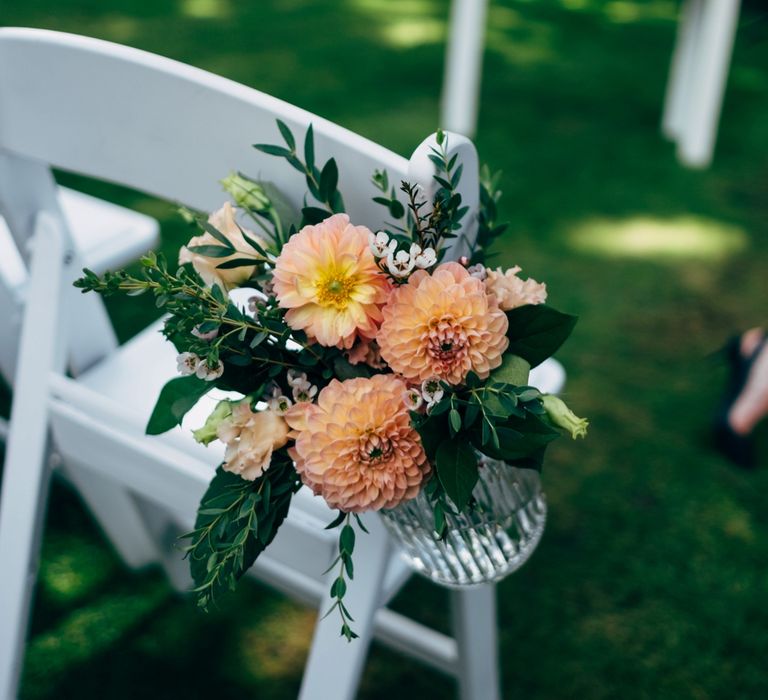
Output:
[77,124,587,639]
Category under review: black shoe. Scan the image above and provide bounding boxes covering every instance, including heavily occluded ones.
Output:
[712,332,765,470]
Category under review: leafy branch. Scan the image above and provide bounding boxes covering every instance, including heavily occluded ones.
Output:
[322,513,361,641]
[181,454,301,611]
[254,121,346,227]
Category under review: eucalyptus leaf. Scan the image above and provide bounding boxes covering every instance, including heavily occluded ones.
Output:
[146,376,211,435]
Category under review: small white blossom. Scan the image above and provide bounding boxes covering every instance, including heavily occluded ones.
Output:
[387,248,416,278]
[404,388,423,410]
[195,359,225,381]
[176,352,200,376]
[414,246,437,269]
[287,369,308,388]
[292,382,318,403]
[467,264,487,280]
[267,388,293,415]
[191,325,219,341]
[421,378,444,407]
[369,231,394,258]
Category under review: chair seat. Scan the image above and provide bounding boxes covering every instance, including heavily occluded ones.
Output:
[68,319,343,589]
[0,187,159,292]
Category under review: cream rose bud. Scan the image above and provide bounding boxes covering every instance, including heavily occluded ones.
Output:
[217,403,290,481]
[178,202,262,290]
[220,172,271,213]
[541,395,588,439]
[192,400,233,445]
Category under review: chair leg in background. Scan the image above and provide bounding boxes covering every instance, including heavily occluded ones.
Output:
[677,0,741,167]
[661,0,703,140]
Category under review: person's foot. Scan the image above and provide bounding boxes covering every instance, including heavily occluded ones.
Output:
[712,328,766,470]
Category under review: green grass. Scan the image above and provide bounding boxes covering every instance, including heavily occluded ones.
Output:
[4,0,768,697]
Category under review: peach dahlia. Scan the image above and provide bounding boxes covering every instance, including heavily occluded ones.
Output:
[272,214,390,349]
[377,262,509,385]
[286,375,430,512]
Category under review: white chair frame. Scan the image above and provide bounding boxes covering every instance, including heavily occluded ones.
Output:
[0,28,564,700]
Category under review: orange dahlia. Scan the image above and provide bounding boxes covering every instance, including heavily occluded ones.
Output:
[272,214,390,349]
[377,262,509,385]
[285,375,430,512]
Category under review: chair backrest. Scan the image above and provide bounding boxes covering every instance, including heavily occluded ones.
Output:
[0,28,480,373]
[0,27,479,233]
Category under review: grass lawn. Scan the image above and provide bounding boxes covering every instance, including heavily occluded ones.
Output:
[3,0,768,697]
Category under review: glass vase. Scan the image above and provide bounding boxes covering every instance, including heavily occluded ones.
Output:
[380,453,547,588]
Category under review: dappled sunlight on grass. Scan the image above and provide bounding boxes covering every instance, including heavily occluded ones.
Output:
[39,534,118,604]
[235,601,314,681]
[559,0,677,22]
[179,0,232,20]
[565,215,748,260]
[347,0,445,48]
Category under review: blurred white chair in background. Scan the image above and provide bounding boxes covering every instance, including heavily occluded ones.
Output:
[662,0,741,168]
[441,0,488,138]
[0,28,566,700]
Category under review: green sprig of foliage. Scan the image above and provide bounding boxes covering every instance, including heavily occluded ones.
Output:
[322,514,361,641]
[254,121,346,227]
[180,454,301,611]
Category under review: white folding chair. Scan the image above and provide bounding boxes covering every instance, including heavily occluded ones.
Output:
[662,0,741,168]
[0,28,564,700]
[0,176,164,573]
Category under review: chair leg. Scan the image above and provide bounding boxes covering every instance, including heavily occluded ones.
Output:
[63,462,161,569]
[451,585,501,700]
[298,516,392,700]
[441,0,489,137]
[0,213,66,700]
[662,0,702,140]
[677,0,741,168]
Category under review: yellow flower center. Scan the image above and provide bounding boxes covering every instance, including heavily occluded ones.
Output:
[317,272,355,310]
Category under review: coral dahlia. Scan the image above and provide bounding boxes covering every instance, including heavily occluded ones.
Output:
[286,375,430,512]
[272,214,390,348]
[377,262,509,385]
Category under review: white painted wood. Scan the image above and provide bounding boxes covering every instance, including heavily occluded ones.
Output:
[677,0,740,168]
[409,132,479,262]
[0,213,67,700]
[452,585,501,700]
[0,27,407,230]
[661,0,741,168]
[299,515,392,700]
[661,0,702,140]
[441,0,488,137]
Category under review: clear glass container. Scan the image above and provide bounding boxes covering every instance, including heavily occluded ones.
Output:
[380,454,547,587]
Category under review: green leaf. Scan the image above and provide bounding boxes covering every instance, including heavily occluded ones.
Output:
[505,305,578,368]
[302,206,331,225]
[477,413,559,465]
[146,376,211,435]
[304,124,315,172]
[435,439,478,510]
[319,158,339,202]
[253,143,293,157]
[490,354,530,386]
[276,119,296,150]
[216,257,258,269]
[186,244,235,258]
[449,408,461,434]
[340,524,355,555]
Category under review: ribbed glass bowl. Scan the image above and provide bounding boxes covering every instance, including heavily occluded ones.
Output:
[380,454,546,587]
